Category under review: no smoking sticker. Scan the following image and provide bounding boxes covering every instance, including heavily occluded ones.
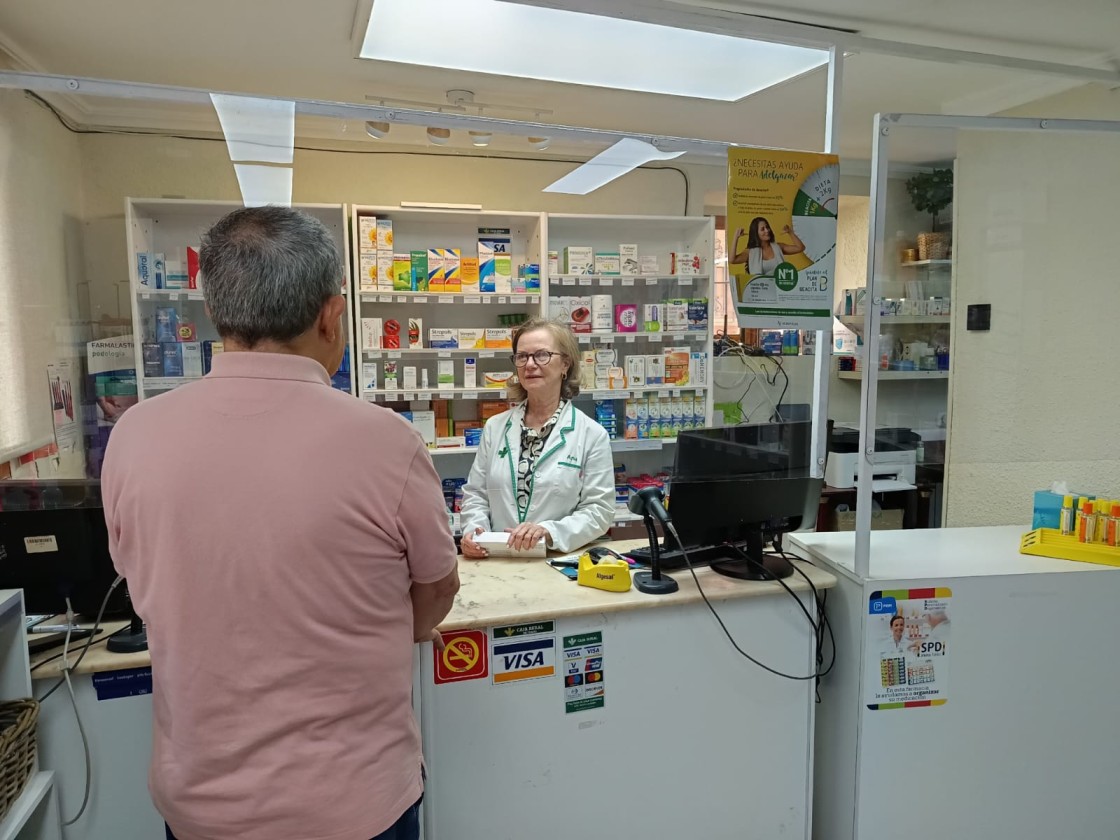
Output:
[434,630,489,685]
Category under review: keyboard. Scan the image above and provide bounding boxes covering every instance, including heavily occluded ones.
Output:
[624,542,743,571]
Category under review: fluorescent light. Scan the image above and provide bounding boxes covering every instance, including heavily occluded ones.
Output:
[210,94,294,164]
[365,120,390,138]
[361,0,827,102]
[543,138,685,195]
[233,164,293,208]
[469,131,493,147]
[426,127,451,145]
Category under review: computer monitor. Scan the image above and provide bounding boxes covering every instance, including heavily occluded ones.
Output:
[0,482,128,617]
[665,422,822,580]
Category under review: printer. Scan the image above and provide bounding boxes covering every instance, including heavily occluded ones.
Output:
[824,426,920,490]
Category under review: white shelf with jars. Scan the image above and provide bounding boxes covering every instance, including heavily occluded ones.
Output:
[126,199,356,399]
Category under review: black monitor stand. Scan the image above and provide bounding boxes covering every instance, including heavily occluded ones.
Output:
[106,584,148,653]
[709,530,794,581]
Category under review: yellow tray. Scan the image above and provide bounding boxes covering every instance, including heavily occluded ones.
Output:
[1020,528,1120,567]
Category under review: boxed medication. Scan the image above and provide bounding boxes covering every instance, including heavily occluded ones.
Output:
[626,356,646,388]
[202,341,222,374]
[186,248,201,290]
[665,299,689,332]
[407,318,423,350]
[361,318,383,352]
[393,255,414,291]
[409,410,436,447]
[437,359,455,390]
[444,248,462,292]
[383,361,398,389]
[484,328,513,349]
[382,319,402,350]
[427,248,446,290]
[594,252,621,275]
[569,296,592,333]
[161,343,183,377]
[689,351,708,387]
[639,255,660,275]
[548,251,559,276]
[664,348,691,385]
[403,366,418,390]
[155,307,179,343]
[181,342,203,377]
[620,244,639,275]
[410,251,428,291]
[563,246,594,275]
[460,257,480,292]
[688,299,709,331]
[358,216,378,251]
[614,304,639,332]
[359,253,378,290]
[484,371,514,389]
[643,304,662,332]
[142,343,162,377]
[646,355,665,385]
[360,362,378,391]
[376,219,394,252]
[377,254,395,291]
[457,328,486,350]
[478,228,512,293]
[463,356,477,389]
[429,328,459,349]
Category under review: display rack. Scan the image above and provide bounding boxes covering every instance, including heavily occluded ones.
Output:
[126,199,356,399]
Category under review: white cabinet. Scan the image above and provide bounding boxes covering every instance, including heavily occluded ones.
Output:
[125,199,356,399]
[0,591,60,840]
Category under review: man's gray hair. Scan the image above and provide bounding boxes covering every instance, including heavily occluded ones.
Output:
[200,206,343,346]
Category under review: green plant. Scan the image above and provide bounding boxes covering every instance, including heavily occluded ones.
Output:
[906,168,953,231]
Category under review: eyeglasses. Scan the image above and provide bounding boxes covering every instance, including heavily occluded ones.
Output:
[510,350,566,367]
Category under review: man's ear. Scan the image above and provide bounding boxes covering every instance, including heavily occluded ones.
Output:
[319,295,347,338]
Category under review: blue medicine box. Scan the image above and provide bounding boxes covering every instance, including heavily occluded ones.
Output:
[1033,489,1094,530]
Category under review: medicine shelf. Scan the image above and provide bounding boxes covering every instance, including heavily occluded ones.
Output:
[426,438,679,457]
[836,370,949,381]
[144,376,203,391]
[363,348,512,359]
[550,274,709,283]
[898,259,952,268]
[358,291,538,304]
[363,389,510,401]
[584,386,708,398]
[839,315,951,328]
[575,332,707,343]
[136,288,205,301]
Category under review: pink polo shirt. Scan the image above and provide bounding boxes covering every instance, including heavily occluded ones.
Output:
[101,352,457,840]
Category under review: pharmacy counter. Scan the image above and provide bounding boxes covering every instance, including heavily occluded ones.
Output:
[790,526,1120,840]
[31,539,836,840]
[421,539,834,840]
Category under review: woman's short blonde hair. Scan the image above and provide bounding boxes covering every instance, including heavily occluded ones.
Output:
[506,317,581,403]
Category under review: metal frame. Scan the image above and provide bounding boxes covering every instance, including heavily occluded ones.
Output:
[853,111,1120,577]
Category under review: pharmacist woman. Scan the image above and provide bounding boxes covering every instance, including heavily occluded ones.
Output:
[460,318,615,557]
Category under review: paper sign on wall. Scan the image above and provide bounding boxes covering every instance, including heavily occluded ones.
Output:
[865,588,952,710]
[727,148,839,330]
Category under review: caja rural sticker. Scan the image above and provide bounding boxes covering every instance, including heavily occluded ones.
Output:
[491,621,557,685]
[563,632,605,714]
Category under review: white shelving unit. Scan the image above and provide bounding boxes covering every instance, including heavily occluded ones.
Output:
[544,214,716,478]
[837,370,950,381]
[0,591,61,840]
[126,199,356,399]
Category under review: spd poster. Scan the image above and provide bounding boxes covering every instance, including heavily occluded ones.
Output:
[727,148,839,330]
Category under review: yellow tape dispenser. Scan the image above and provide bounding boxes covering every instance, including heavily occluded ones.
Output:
[577,548,632,592]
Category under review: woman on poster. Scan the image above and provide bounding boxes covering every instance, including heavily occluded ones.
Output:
[729,216,806,276]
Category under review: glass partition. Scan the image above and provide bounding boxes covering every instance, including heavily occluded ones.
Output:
[853,113,1120,573]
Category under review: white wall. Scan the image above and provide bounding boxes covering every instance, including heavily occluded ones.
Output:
[0,89,88,470]
[945,129,1120,525]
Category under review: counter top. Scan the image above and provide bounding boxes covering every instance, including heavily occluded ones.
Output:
[31,539,835,678]
[790,525,1120,582]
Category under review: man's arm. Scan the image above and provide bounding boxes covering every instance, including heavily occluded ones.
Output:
[411,568,460,645]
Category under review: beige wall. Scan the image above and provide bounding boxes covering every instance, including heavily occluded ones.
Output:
[945,129,1120,525]
[0,89,87,467]
[78,134,725,322]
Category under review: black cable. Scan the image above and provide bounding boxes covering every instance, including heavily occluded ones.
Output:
[24,91,692,215]
[664,522,827,681]
[30,626,116,673]
[772,548,837,681]
[36,576,124,703]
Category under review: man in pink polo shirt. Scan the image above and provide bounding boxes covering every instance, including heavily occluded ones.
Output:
[102,206,460,840]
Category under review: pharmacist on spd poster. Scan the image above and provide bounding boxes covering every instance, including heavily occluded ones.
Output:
[727,148,839,330]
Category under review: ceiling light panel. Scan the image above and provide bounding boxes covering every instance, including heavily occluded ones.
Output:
[361,0,827,101]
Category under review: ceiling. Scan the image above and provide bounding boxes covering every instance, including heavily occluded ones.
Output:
[0,0,1117,165]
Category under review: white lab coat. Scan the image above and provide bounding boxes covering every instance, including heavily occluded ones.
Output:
[460,402,615,553]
